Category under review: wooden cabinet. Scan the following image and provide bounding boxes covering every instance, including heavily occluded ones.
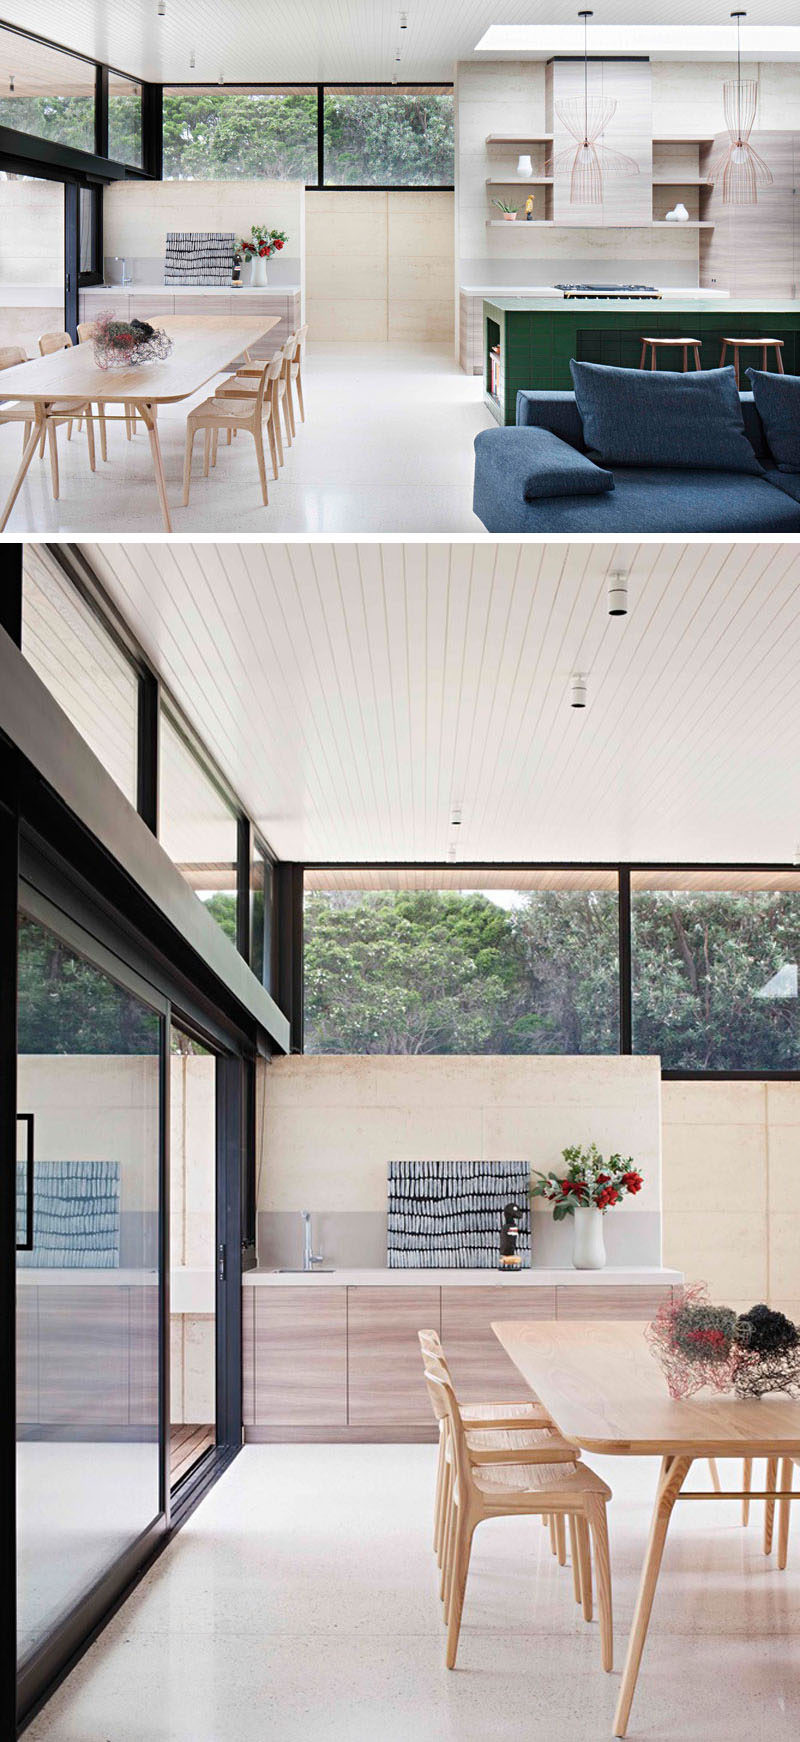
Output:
[347,1287,440,1426]
[253,1286,347,1426]
[37,1286,129,1426]
[440,1286,556,1405]
[555,1284,673,1320]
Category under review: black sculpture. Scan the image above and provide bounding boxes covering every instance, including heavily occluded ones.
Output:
[499,1201,523,1271]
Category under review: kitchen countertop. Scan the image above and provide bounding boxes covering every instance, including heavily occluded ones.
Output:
[16,1268,157,1285]
[244,1266,683,1287]
[81,283,301,297]
[483,293,800,313]
[461,284,732,300]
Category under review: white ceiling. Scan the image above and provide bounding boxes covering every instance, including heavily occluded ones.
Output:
[79,540,800,868]
[5,2,800,85]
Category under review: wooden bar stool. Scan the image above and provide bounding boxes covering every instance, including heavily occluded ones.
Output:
[719,336,784,387]
[639,336,702,372]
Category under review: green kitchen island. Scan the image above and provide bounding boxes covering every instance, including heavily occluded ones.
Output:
[483,295,800,425]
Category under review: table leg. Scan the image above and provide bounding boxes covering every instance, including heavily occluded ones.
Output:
[0,408,46,530]
[764,1456,778,1555]
[136,400,172,533]
[777,1458,793,1571]
[613,1454,693,1739]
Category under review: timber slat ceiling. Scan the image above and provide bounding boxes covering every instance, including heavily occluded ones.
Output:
[5,2,799,86]
[81,540,800,867]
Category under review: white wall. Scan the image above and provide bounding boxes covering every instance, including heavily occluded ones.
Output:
[256,1054,663,1268]
[102,178,305,298]
[0,177,63,287]
[305,190,454,342]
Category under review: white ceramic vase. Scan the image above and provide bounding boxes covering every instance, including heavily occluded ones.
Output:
[572,1206,606,1271]
[247,253,269,286]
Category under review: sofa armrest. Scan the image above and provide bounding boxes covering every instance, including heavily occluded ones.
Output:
[516,390,586,449]
[474,425,614,503]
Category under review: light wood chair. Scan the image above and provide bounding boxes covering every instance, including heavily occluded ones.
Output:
[37,330,96,486]
[77,321,137,450]
[639,336,702,372]
[424,1358,613,1672]
[235,336,298,453]
[0,345,35,452]
[287,322,308,427]
[183,354,283,507]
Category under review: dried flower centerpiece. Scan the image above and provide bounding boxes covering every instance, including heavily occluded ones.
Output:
[92,313,173,370]
[733,1304,800,1399]
[647,1285,800,1400]
[532,1143,643,1269]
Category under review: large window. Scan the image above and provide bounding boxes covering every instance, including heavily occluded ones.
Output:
[108,69,143,168]
[632,871,800,1071]
[251,841,275,993]
[323,86,454,187]
[0,26,95,152]
[158,707,239,943]
[162,86,317,181]
[304,870,619,1055]
[162,83,454,187]
[21,549,140,806]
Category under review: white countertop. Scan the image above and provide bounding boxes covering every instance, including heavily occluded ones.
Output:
[82,283,301,298]
[17,1268,158,1286]
[244,1266,682,1287]
[460,284,732,300]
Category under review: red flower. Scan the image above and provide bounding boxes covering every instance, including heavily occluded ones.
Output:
[622,1170,643,1195]
[597,1173,610,1184]
[274,238,284,249]
[597,1186,621,1210]
[560,1179,573,1194]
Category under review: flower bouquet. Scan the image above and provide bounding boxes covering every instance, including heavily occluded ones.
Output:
[92,312,173,370]
[532,1143,643,1269]
[239,225,288,284]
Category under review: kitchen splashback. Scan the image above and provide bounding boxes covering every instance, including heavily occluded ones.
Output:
[387,1159,531,1269]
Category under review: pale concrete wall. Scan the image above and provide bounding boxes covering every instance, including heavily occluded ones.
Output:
[102,178,305,298]
[305,190,454,342]
[662,1080,800,1324]
[0,177,63,287]
[256,1054,663,1269]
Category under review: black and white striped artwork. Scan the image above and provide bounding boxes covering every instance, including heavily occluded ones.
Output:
[387,1160,531,1269]
[164,232,235,286]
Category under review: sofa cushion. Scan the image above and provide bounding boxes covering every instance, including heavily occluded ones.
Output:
[495,426,613,501]
[746,369,800,471]
[569,360,764,474]
[765,468,800,503]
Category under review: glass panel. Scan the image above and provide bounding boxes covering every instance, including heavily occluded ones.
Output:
[109,69,143,168]
[16,911,161,1668]
[250,844,274,992]
[0,26,95,152]
[79,185,96,275]
[632,870,800,1070]
[303,869,619,1054]
[170,1024,216,1490]
[323,86,454,186]
[158,708,238,942]
[22,549,139,806]
[162,86,317,180]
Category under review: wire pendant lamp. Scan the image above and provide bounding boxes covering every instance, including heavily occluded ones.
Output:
[553,9,639,205]
[707,11,773,204]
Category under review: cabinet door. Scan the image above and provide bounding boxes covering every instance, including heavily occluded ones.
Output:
[254,1287,347,1426]
[347,1287,440,1426]
[555,1284,673,1320]
[440,1286,556,1405]
[242,1285,255,1427]
[16,1286,38,1425]
[38,1286,129,1426]
[129,1283,159,1428]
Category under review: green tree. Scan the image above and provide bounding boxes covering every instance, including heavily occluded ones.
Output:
[17,919,158,1055]
[509,891,619,1053]
[202,891,238,943]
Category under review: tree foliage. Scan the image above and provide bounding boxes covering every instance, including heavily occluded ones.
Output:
[17,919,158,1055]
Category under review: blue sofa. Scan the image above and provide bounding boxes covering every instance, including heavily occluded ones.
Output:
[473,390,800,533]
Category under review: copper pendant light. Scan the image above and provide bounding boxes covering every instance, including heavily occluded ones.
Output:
[707,11,773,205]
[553,9,639,205]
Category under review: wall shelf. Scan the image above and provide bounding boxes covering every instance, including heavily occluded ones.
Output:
[486,177,554,186]
[653,135,714,145]
[485,133,553,145]
[486,219,714,229]
[652,176,708,185]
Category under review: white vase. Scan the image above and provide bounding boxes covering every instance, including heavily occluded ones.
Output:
[572,1207,606,1271]
[516,153,533,177]
[246,253,268,287]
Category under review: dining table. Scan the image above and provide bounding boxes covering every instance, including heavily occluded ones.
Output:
[0,314,279,533]
[491,1318,800,1737]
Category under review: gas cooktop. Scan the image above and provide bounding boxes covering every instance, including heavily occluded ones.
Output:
[556,282,662,299]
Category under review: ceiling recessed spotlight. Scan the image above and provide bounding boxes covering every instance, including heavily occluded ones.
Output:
[450,806,462,828]
[218,70,225,84]
[157,0,166,15]
[400,11,409,27]
[447,844,458,862]
[793,843,800,867]
[189,48,196,69]
[9,74,14,93]
[608,570,629,616]
[570,673,588,709]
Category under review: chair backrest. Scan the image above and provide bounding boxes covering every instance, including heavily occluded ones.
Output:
[39,330,72,356]
[296,322,309,351]
[424,1364,473,1497]
[0,345,26,370]
[76,322,96,343]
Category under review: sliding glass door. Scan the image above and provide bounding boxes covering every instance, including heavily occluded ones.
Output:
[15,899,166,1704]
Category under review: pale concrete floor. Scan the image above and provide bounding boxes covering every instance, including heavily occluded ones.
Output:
[26,1445,800,1742]
[0,344,491,536]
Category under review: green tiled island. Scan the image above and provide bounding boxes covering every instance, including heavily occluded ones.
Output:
[483,296,800,425]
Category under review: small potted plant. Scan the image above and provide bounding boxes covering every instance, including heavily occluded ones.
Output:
[532,1143,643,1270]
[239,225,289,286]
[493,199,519,222]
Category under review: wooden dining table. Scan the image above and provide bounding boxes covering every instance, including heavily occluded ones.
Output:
[492,1318,800,1737]
[0,314,279,532]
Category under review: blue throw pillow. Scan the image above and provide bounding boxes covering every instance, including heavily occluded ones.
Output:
[569,360,763,474]
[746,369,800,472]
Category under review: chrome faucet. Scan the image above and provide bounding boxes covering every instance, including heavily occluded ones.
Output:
[301,1210,324,1272]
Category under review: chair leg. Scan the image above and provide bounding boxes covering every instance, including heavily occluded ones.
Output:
[266,415,280,481]
[585,1494,613,1674]
[433,1430,445,1555]
[296,367,305,420]
[281,392,293,447]
[443,1494,459,1621]
[651,345,657,371]
[576,1514,593,1622]
[708,1459,721,1493]
[732,347,740,389]
[554,1512,567,1567]
[439,1466,453,1598]
[777,1458,792,1571]
[548,1514,557,1556]
[46,420,60,500]
[742,1457,753,1525]
[445,1516,475,1670]
[776,345,785,374]
[273,407,284,468]
[203,429,211,478]
[22,421,32,449]
[253,423,269,506]
[568,1513,582,1605]
[682,345,688,372]
[182,426,196,506]
[212,428,219,468]
[764,1456,778,1555]
[38,422,47,457]
[693,345,701,371]
[285,378,296,438]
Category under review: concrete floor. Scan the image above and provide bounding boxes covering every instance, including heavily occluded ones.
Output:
[0,343,491,535]
[25,1444,800,1742]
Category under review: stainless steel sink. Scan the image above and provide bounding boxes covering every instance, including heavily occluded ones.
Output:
[277,1267,335,1274]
